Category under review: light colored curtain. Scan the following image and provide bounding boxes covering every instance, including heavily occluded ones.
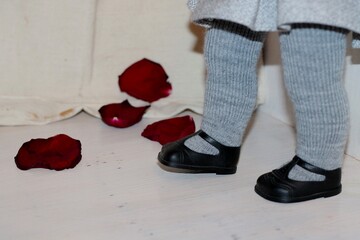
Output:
[0,0,95,124]
[0,0,206,125]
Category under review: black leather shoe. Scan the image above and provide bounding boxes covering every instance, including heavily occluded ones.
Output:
[255,156,342,203]
[158,130,241,175]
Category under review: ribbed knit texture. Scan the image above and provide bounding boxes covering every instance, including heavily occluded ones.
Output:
[184,20,265,154]
[280,24,350,181]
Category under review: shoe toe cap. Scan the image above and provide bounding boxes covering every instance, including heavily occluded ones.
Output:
[158,142,185,165]
[256,173,292,201]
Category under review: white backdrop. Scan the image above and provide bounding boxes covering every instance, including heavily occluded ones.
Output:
[0,0,206,125]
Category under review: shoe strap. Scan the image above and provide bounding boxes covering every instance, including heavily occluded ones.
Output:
[198,130,236,152]
[294,156,329,176]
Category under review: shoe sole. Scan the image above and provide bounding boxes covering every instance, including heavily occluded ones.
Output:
[254,185,342,203]
[158,154,236,175]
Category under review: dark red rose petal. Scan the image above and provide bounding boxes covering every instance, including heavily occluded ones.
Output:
[99,100,150,128]
[15,134,82,171]
[141,115,196,145]
[119,58,172,103]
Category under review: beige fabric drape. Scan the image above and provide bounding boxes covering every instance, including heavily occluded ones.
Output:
[0,0,96,125]
[0,0,206,125]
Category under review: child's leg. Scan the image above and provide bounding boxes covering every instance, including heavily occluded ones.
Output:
[184,20,266,154]
[158,20,265,174]
[280,24,350,181]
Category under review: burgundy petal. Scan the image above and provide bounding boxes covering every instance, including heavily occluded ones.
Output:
[99,100,150,128]
[141,115,196,145]
[119,58,172,103]
[15,134,82,171]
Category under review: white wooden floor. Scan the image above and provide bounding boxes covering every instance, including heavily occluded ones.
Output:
[1,111,360,240]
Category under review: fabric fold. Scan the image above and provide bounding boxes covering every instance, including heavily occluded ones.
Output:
[188,0,360,48]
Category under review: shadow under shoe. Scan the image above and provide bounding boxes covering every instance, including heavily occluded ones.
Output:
[255,156,342,203]
[157,130,241,175]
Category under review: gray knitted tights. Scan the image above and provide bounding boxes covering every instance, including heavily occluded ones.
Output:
[184,21,349,181]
